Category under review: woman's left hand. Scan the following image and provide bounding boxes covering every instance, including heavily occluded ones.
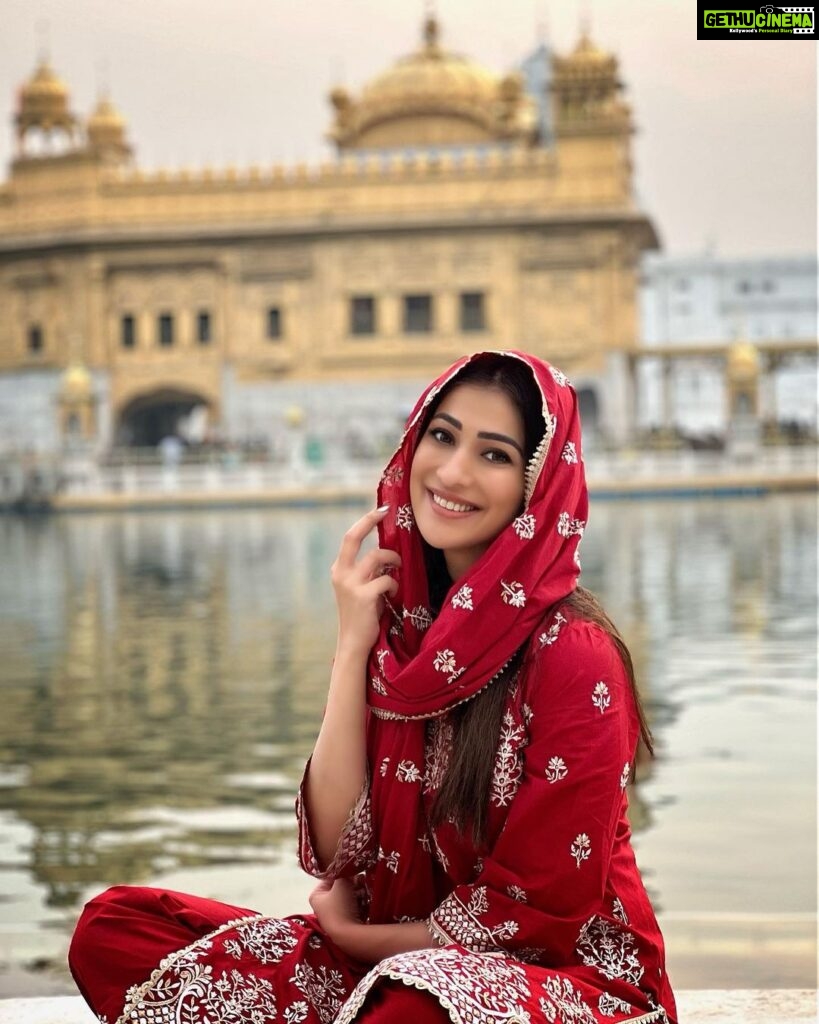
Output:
[308,878,363,949]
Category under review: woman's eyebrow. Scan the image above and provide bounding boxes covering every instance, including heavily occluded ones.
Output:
[432,412,524,458]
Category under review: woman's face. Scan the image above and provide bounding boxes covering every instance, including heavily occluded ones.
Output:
[409,382,526,581]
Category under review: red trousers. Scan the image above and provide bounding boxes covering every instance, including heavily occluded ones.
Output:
[69,886,449,1024]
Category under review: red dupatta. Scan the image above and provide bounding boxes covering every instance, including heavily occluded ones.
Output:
[363,351,588,924]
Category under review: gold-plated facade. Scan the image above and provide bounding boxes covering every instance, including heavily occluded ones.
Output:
[0,18,657,450]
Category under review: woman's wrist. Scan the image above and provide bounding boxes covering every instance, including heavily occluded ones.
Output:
[333,638,372,666]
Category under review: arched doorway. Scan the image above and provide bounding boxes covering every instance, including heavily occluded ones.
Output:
[116,389,211,447]
[577,386,601,445]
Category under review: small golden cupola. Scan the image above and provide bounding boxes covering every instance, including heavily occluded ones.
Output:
[551,30,631,134]
[86,94,132,162]
[15,57,80,156]
[328,14,537,151]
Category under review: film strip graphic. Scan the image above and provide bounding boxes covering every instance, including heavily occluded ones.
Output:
[777,6,815,33]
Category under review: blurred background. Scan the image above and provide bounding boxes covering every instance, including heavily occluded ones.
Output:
[0,0,815,998]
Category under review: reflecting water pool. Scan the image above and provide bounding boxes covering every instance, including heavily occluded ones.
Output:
[0,495,815,995]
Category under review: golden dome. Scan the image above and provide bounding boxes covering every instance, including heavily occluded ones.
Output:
[329,16,536,150]
[60,361,94,402]
[16,58,77,135]
[553,31,618,80]
[726,340,761,381]
[86,95,131,157]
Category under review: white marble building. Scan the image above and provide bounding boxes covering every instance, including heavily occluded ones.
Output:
[637,253,818,438]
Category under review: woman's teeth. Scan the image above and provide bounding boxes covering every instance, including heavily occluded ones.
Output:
[432,492,476,513]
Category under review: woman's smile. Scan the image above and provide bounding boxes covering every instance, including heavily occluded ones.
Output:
[428,488,480,515]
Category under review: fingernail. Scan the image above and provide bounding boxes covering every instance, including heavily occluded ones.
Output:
[376,504,390,513]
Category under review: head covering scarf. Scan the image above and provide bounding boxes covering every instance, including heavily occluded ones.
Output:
[363,350,588,923]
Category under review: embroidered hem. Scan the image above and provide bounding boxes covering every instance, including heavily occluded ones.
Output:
[298,770,374,878]
[333,955,529,1024]
[114,913,266,1024]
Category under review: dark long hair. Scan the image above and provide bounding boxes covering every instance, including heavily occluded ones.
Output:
[419,355,654,847]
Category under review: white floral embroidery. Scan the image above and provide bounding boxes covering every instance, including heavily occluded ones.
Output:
[381,465,404,486]
[521,702,534,726]
[431,828,450,870]
[395,504,414,530]
[598,992,633,1017]
[562,440,578,464]
[433,648,464,683]
[549,366,569,387]
[507,884,528,903]
[124,937,283,1024]
[612,897,629,924]
[333,948,531,1024]
[451,583,474,610]
[539,611,567,647]
[513,512,536,539]
[576,915,645,985]
[283,1002,309,1023]
[378,846,400,873]
[592,681,611,713]
[379,756,391,777]
[291,962,347,1024]
[473,857,485,877]
[403,604,432,631]
[370,675,387,695]
[500,580,527,608]
[545,755,568,783]
[424,717,453,793]
[376,648,389,672]
[539,974,596,1023]
[396,759,422,783]
[571,833,592,868]
[432,887,519,952]
[491,710,525,806]
[223,918,298,964]
[557,511,586,538]
[419,834,432,852]
[620,762,631,789]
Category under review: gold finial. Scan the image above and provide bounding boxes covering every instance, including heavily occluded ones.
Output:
[423,3,440,50]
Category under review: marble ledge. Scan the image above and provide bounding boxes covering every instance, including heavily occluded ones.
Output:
[0,991,816,1024]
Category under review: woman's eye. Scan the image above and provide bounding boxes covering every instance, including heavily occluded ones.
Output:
[484,449,512,464]
[429,427,453,444]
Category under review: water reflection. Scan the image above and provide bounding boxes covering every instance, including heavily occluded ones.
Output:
[0,495,815,992]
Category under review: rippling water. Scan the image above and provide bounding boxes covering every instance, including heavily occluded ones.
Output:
[0,495,815,994]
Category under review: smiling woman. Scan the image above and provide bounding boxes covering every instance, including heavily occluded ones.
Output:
[68,351,677,1024]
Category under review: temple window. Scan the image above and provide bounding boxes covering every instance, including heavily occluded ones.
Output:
[121,314,136,349]
[350,296,376,336]
[404,294,433,333]
[267,307,282,340]
[27,324,44,354]
[197,311,212,345]
[158,313,174,347]
[460,291,486,332]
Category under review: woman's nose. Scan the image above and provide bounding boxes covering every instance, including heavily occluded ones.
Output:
[436,447,473,489]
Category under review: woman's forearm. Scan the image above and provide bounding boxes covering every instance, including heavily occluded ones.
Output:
[305,644,369,870]
[332,920,435,964]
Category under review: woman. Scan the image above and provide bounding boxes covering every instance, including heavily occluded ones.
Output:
[69,351,677,1024]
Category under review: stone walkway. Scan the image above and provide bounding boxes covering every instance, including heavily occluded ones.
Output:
[0,991,816,1023]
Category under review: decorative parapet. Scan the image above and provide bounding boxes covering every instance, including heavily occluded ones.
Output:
[104,145,556,189]
[0,141,645,245]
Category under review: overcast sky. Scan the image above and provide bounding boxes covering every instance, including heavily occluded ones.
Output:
[1,0,816,258]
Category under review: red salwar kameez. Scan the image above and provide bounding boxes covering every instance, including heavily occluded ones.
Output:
[69,352,677,1024]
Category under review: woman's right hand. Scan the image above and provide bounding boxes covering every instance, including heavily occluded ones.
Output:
[330,506,401,658]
